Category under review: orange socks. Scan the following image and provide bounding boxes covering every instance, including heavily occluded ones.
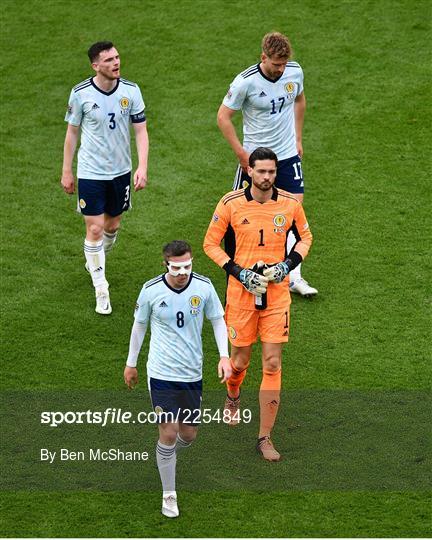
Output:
[226,359,249,398]
[259,369,281,438]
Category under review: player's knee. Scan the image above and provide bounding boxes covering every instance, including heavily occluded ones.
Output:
[231,357,249,372]
[87,222,104,239]
[104,224,120,234]
[159,423,178,445]
[179,430,197,444]
[262,355,281,373]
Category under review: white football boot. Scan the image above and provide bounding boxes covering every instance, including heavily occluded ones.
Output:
[162,493,179,518]
[95,288,112,315]
[289,278,318,298]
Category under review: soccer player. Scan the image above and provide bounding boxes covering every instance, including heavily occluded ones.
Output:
[61,41,149,315]
[123,240,231,518]
[217,31,317,297]
[203,147,313,461]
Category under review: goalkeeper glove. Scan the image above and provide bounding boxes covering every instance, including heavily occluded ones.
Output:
[238,268,268,296]
[263,261,290,283]
[223,260,268,296]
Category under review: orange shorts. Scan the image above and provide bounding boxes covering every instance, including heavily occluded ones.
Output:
[225,304,290,347]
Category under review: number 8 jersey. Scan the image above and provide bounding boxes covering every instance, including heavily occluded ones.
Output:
[134,273,224,382]
[65,77,146,180]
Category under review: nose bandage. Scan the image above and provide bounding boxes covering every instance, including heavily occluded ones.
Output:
[167,258,193,277]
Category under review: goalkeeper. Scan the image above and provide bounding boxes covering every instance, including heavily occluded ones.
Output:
[203,147,313,461]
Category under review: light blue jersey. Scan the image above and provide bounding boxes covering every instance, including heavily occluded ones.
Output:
[223,62,304,160]
[65,77,145,180]
[135,273,225,382]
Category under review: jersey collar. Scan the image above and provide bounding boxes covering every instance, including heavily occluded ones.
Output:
[162,273,193,294]
[245,185,278,202]
[257,63,284,84]
[90,77,120,96]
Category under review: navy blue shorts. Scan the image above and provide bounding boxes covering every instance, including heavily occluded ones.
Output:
[149,377,202,425]
[233,155,304,194]
[77,172,131,217]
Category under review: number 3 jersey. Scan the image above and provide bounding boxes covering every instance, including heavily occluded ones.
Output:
[222,62,304,160]
[65,77,146,180]
[134,273,224,382]
[203,186,313,311]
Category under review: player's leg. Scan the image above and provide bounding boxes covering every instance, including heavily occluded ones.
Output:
[276,157,317,297]
[157,421,180,518]
[256,341,283,461]
[223,305,257,425]
[256,308,289,461]
[150,377,181,518]
[102,214,121,254]
[102,171,131,259]
[78,179,111,314]
[176,379,201,454]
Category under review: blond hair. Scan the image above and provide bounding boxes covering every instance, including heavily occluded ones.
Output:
[261,32,292,60]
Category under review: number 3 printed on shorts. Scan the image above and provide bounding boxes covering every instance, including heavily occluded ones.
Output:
[124,185,130,204]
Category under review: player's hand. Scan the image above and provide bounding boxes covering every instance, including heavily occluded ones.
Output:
[238,150,250,173]
[133,167,147,191]
[61,171,75,194]
[296,141,303,159]
[263,262,290,283]
[218,356,232,383]
[124,366,138,389]
[239,268,268,296]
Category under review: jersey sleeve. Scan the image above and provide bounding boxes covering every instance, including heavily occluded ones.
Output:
[204,282,225,321]
[292,202,313,259]
[203,198,232,268]
[222,74,249,111]
[64,89,82,126]
[130,84,146,123]
[134,286,151,324]
[297,65,304,95]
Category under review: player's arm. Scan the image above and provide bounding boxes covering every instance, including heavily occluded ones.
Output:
[217,104,249,171]
[203,201,268,296]
[263,203,313,283]
[132,121,149,191]
[294,92,306,158]
[124,290,150,389]
[210,317,231,383]
[61,124,80,194]
[124,320,148,389]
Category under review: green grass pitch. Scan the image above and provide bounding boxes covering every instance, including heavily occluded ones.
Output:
[1,0,431,537]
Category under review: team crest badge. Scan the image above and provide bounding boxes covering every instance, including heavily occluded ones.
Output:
[67,105,72,114]
[79,199,86,209]
[189,295,202,316]
[273,214,286,227]
[154,406,164,415]
[212,214,219,222]
[285,82,294,93]
[242,180,250,189]
[120,97,130,109]
[228,326,237,339]
[189,296,202,308]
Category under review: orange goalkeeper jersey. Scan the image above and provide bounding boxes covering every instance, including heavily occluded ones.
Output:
[203,186,313,311]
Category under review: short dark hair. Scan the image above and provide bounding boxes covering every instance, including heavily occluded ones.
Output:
[249,147,278,168]
[88,41,114,63]
[162,240,192,261]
